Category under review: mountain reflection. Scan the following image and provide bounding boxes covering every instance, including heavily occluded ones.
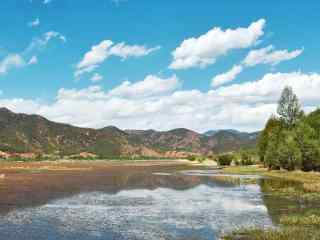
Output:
[0,165,234,215]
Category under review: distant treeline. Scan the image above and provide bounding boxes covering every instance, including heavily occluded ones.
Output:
[258,86,320,171]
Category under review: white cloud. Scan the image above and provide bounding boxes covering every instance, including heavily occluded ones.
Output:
[211,65,243,87]
[26,31,66,53]
[109,75,180,98]
[90,73,103,82]
[0,31,65,76]
[213,72,320,106]
[75,40,160,77]
[28,56,38,65]
[109,43,160,60]
[243,45,303,67]
[76,40,113,77]
[28,18,40,28]
[43,0,52,4]
[0,54,38,75]
[210,45,303,87]
[169,19,266,70]
[0,54,26,74]
[1,71,320,132]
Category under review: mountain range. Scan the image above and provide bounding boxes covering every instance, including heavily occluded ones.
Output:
[0,108,259,157]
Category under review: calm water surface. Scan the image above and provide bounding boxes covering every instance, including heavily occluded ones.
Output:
[0,166,275,240]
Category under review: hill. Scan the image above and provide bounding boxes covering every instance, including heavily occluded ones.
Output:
[0,108,259,157]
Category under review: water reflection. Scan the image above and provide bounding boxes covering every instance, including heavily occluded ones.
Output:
[0,167,273,240]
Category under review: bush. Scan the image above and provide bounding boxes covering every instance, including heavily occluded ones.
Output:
[239,150,254,166]
[187,155,197,161]
[216,154,234,166]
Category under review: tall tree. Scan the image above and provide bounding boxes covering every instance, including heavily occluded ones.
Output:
[277,130,302,170]
[277,86,302,128]
[294,120,320,171]
[258,115,282,163]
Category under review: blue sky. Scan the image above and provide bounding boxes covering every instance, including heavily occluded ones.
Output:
[0,0,319,132]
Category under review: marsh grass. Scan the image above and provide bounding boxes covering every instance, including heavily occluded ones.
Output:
[223,165,268,175]
[222,166,320,240]
[263,170,320,184]
[210,175,241,184]
[303,182,320,192]
[210,175,258,185]
[224,212,320,239]
[280,214,320,226]
[223,227,320,240]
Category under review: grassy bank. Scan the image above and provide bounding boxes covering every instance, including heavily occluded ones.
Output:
[222,165,268,175]
[222,166,320,240]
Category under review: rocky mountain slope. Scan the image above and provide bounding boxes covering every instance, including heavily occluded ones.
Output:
[0,108,258,157]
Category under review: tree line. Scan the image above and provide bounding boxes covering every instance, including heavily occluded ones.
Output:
[258,86,320,171]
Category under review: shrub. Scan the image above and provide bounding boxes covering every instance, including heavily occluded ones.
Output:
[216,154,234,166]
[239,150,254,166]
[187,155,197,161]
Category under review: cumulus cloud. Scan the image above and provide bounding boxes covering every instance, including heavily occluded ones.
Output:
[1,71,320,132]
[213,72,320,106]
[0,54,26,74]
[243,45,303,67]
[75,40,160,77]
[109,75,180,98]
[211,65,243,87]
[211,45,303,87]
[75,40,113,77]
[169,19,266,70]
[90,73,103,82]
[28,18,40,27]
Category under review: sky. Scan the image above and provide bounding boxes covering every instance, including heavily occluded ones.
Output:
[0,0,319,132]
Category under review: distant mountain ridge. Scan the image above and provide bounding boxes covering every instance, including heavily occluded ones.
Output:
[0,108,259,157]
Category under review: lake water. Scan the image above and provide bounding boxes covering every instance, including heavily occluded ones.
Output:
[0,165,274,240]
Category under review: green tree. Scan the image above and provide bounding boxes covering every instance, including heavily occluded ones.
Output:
[277,86,302,128]
[258,116,282,164]
[305,108,320,139]
[277,130,302,170]
[264,134,281,170]
[216,154,234,166]
[239,149,254,165]
[294,120,320,171]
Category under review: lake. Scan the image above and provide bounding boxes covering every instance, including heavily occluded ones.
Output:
[0,162,293,240]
